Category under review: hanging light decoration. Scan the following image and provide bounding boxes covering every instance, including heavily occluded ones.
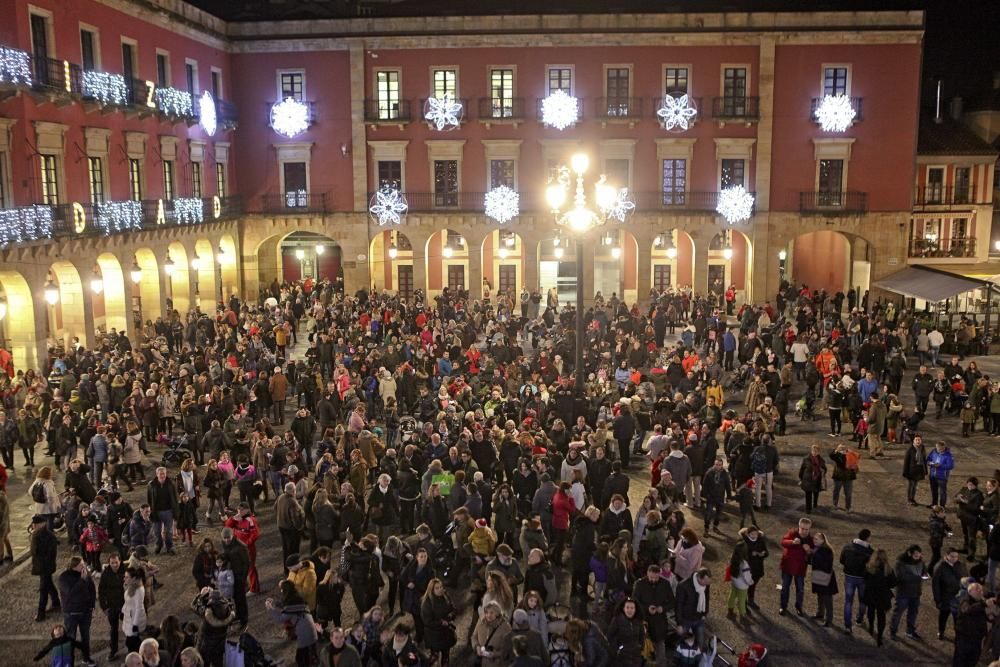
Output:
[716,186,755,224]
[155,87,194,116]
[656,94,698,131]
[0,205,53,247]
[96,200,143,235]
[814,94,857,132]
[369,187,408,226]
[270,98,311,138]
[90,267,104,294]
[174,198,205,225]
[198,90,218,136]
[44,275,60,306]
[484,185,520,224]
[0,46,32,86]
[130,259,143,285]
[541,90,579,130]
[387,243,398,260]
[423,93,463,131]
[81,71,129,106]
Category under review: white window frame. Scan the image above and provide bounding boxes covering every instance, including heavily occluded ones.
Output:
[367,140,409,192]
[545,65,575,96]
[662,64,692,97]
[79,23,102,71]
[120,36,138,79]
[275,142,313,196]
[482,139,522,191]
[425,140,465,203]
[820,63,852,97]
[33,121,67,205]
[83,127,111,204]
[210,66,223,99]
[812,138,855,193]
[720,63,751,98]
[276,68,306,101]
[125,131,146,200]
[714,138,755,190]
[429,66,459,98]
[373,68,403,113]
[487,65,518,103]
[215,142,230,197]
[0,119,14,209]
[602,63,633,99]
[184,58,200,96]
[656,138,696,200]
[155,49,171,87]
[925,165,946,190]
[28,6,55,58]
[599,139,636,191]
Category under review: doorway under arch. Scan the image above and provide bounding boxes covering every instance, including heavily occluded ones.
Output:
[277,232,343,288]
[426,229,469,298]
[133,248,162,327]
[218,234,239,301]
[370,230,416,298]
[651,230,695,291]
[709,229,752,302]
[788,230,871,296]
[482,229,525,301]
[48,261,86,350]
[0,270,38,371]
[166,242,191,314]
[94,253,128,335]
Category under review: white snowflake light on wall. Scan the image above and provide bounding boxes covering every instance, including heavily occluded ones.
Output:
[270,98,311,138]
[541,90,579,130]
[484,185,519,224]
[96,200,143,234]
[155,87,194,117]
[601,188,636,223]
[657,94,698,131]
[814,94,857,132]
[716,186,755,224]
[0,47,32,86]
[424,93,463,131]
[174,197,204,225]
[198,91,217,136]
[0,205,53,246]
[81,71,129,106]
[369,188,408,226]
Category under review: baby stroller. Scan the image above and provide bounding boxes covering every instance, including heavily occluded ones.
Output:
[716,637,768,667]
[795,391,817,421]
[160,433,194,467]
[898,410,924,445]
[546,604,573,667]
[727,364,753,392]
[398,415,417,444]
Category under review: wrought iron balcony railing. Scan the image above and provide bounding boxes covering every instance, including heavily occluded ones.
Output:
[363,99,412,123]
[799,191,868,214]
[908,236,977,259]
[711,96,760,121]
[913,185,978,208]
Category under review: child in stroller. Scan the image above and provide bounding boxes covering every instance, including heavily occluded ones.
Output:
[947,376,969,416]
[795,391,817,421]
[898,410,924,445]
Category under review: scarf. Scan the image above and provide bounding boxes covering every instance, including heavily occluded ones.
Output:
[693,577,707,614]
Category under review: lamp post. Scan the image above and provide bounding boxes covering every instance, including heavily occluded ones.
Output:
[44,274,59,349]
[130,257,143,338]
[778,249,788,281]
[295,247,306,280]
[191,256,203,309]
[545,152,632,397]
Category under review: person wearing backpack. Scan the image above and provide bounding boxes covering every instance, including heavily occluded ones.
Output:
[829,444,858,512]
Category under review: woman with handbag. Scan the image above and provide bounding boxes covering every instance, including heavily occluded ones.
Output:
[810,531,839,627]
[420,578,457,666]
[798,444,827,513]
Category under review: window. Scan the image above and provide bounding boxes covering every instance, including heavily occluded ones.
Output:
[953,218,968,238]
[156,52,170,88]
[185,62,197,95]
[721,158,745,189]
[30,13,51,85]
[377,160,402,190]
[121,42,136,82]
[662,159,687,205]
[215,162,226,198]
[376,70,401,120]
[191,162,202,198]
[489,68,514,117]
[654,265,672,291]
[490,159,515,189]
[606,67,631,113]
[823,66,849,97]
[397,265,413,300]
[664,67,689,96]
[498,265,517,294]
[211,70,222,99]
[283,162,307,206]
[605,158,630,189]
[39,154,59,205]
[818,159,844,205]
[88,156,105,204]
[433,160,458,207]
[954,167,971,203]
[162,160,175,200]
[431,69,457,98]
[927,167,944,204]
[129,158,143,200]
[723,67,748,115]
[279,71,304,101]
[547,67,573,95]
[447,265,465,292]
[80,29,97,72]
[0,158,8,208]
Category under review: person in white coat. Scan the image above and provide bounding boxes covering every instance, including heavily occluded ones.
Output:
[122,567,147,654]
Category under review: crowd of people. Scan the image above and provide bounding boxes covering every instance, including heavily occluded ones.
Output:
[0,276,999,667]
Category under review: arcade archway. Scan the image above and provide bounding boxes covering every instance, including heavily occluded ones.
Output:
[650,230,695,291]
[370,230,416,298]
[0,270,38,371]
[482,230,524,300]
[787,230,871,297]
[426,229,468,298]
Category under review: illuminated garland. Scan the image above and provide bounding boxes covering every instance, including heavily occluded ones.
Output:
[82,71,129,106]
[0,205,53,246]
[96,200,143,234]
[0,47,32,86]
[155,87,194,117]
[173,197,204,224]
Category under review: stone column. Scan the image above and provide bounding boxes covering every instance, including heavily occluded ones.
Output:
[692,235,709,295]
[754,37,776,212]
[636,234,653,307]
[467,242,483,301]
[241,253,260,303]
[349,44,369,212]
[748,217,778,304]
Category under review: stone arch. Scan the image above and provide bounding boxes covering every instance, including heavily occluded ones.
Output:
[0,270,38,371]
[787,229,871,296]
[218,234,239,301]
[426,229,469,297]
[707,228,753,300]
[481,229,525,300]
[370,229,417,296]
[48,261,86,350]
[95,253,128,335]
[166,242,191,314]
[651,229,696,290]
[133,248,162,325]
[193,238,219,310]
[256,231,344,294]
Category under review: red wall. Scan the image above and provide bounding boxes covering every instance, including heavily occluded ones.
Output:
[792,230,848,294]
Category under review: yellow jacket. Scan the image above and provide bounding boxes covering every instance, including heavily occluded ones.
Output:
[468,526,497,557]
[287,561,317,610]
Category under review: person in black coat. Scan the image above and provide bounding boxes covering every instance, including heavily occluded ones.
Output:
[861,549,895,646]
[98,553,126,659]
[901,436,928,505]
[931,549,966,640]
[810,533,839,626]
[612,408,635,468]
[587,448,613,508]
[632,564,675,657]
[345,536,381,616]
[57,556,97,664]
[674,568,711,648]
[606,598,647,667]
[599,495,633,541]
[64,460,97,504]
[571,509,599,599]
[604,463,631,507]
[737,526,769,611]
[420,579,457,664]
[31,514,59,622]
[221,527,250,626]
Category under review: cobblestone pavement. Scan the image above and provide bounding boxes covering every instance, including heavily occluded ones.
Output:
[0,350,995,665]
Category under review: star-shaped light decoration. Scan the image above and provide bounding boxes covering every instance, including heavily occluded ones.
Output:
[601,188,636,223]
[199,91,217,136]
[369,187,408,226]
[657,94,698,131]
[424,93,463,131]
[484,186,520,224]
[716,186,755,224]
[270,98,311,138]
[814,94,857,132]
[541,90,579,130]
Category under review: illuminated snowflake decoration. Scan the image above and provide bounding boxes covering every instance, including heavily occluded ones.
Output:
[541,90,579,130]
[0,47,32,86]
[716,186,755,224]
[423,93,463,131]
[155,87,194,117]
[270,98,311,138]
[814,94,857,132]
[81,71,129,106]
[657,94,698,131]
[369,188,408,226]
[173,198,204,225]
[601,188,636,223]
[484,186,520,224]
[198,91,217,136]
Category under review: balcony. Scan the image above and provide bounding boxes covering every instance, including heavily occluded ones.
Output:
[477,97,526,124]
[256,192,328,214]
[595,97,643,124]
[711,96,760,122]
[363,99,412,125]
[799,191,868,214]
[375,191,486,213]
[913,185,977,209]
[908,236,977,259]
[216,98,239,129]
[810,96,864,124]
[631,190,753,213]
[30,56,82,105]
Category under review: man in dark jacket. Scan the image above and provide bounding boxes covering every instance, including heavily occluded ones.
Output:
[700,456,730,533]
[911,366,933,414]
[570,508,599,599]
[147,466,179,554]
[839,528,873,633]
[931,548,966,640]
[604,462,631,508]
[633,564,675,663]
[955,477,984,560]
[901,436,928,505]
[889,544,927,640]
[953,583,992,666]
[98,553,126,659]
[587,447,612,507]
[675,567,711,648]
[221,527,251,627]
[31,514,59,622]
[57,556,97,666]
[290,407,317,466]
[201,420,225,464]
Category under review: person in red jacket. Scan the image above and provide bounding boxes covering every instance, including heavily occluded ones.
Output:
[225,502,261,593]
[549,482,577,567]
[778,517,815,616]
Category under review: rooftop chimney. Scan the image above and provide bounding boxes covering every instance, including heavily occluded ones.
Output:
[935,80,943,124]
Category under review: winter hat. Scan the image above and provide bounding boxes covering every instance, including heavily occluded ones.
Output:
[475,518,488,529]
[746,478,755,489]
[285,554,302,569]
[512,609,529,628]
